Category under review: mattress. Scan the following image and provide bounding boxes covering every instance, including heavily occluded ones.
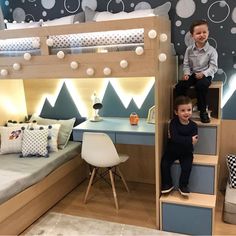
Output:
[223,182,236,224]
[0,28,144,53]
[0,141,81,205]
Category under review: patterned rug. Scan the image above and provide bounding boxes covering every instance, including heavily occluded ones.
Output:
[25,212,181,235]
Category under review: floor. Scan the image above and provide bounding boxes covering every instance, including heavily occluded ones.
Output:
[23,180,236,235]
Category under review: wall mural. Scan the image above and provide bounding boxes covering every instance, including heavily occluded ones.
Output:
[1,0,236,119]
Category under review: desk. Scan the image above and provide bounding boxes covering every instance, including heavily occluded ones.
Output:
[73,117,155,145]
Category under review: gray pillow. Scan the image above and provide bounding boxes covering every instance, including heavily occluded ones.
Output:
[73,11,85,23]
[84,7,97,22]
[0,7,5,30]
[153,2,171,17]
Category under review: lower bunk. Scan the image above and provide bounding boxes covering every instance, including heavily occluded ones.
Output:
[0,141,87,235]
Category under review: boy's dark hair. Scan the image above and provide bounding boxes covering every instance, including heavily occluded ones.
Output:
[174,96,192,111]
[190,19,208,34]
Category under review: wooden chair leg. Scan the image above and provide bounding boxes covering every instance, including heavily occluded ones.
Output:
[109,169,119,210]
[84,167,96,204]
[117,166,130,193]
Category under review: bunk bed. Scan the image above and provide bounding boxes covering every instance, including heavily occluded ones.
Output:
[0,14,177,235]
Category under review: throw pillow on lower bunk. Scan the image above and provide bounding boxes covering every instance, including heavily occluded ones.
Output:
[31,124,61,152]
[21,129,49,157]
[6,21,41,30]
[226,154,236,188]
[0,126,25,154]
[29,115,76,149]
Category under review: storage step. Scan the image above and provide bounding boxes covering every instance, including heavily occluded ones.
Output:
[194,120,220,155]
[172,154,218,194]
[160,191,216,235]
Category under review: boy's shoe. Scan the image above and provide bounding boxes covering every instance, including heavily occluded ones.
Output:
[200,111,210,123]
[161,185,174,194]
[178,186,190,196]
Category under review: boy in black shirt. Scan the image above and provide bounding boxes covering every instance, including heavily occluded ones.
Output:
[161,96,198,196]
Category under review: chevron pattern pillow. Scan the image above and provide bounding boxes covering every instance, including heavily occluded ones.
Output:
[226,154,236,188]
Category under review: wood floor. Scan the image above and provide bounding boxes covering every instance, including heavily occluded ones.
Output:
[26,180,236,235]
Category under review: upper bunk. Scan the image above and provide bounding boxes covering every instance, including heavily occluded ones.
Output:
[0,16,175,79]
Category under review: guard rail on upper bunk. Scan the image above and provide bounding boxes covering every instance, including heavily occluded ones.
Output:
[0,16,174,79]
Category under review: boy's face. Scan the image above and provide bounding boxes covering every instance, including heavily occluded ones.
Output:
[175,103,193,124]
[191,24,209,46]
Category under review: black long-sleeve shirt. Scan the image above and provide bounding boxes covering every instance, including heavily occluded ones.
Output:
[168,116,198,152]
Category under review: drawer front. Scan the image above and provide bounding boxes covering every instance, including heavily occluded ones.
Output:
[115,133,154,145]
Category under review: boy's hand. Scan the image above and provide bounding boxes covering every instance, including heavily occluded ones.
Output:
[182,74,189,81]
[195,72,204,79]
[192,135,198,145]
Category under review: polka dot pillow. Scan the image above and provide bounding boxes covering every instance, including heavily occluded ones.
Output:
[226,154,236,188]
[21,129,49,157]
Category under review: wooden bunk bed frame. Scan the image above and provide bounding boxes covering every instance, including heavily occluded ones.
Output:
[0,16,176,234]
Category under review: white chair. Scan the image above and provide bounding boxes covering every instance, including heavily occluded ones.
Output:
[81,132,130,210]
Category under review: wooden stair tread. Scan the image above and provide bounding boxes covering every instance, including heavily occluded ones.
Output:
[173,81,223,89]
[175,154,218,166]
[160,191,216,208]
[194,118,221,126]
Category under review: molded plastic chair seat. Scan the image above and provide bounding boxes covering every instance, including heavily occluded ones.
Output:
[81,132,130,210]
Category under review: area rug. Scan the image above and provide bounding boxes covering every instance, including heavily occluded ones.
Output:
[25,212,179,235]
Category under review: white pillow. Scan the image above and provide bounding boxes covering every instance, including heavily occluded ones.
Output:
[42,15,75,27]
[87,2,171,22]
[6,21,41,30]
[0,126,24,154]
[21,129,49,157]
[32,124,61,152]
[30,115,75,149]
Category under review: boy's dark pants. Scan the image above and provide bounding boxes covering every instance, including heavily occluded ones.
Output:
[161,143,193,188]
[175,74,212,112]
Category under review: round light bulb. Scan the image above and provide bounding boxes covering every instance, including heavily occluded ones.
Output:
[103,67,111,76]
[13,63,21,71]
[158,53,167,62]
[86,68,94,76]
[160,33,168,42]
[148,29,157,39]
[120,60,128,69]
[70,61,79,70]
[46,38,54,47]
[57,51,65,59]
[24,53,32,61]
[1,69,8,76]
[135,46,144,56]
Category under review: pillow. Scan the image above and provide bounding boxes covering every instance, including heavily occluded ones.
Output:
[21,129,49,157]
[73,12,85,24]
[32,124,61,152]
[85,2,171,22]
[30,115,75,149]
[0,126,24,154]
[7,120,36,129]
[42,15,75,27]
[0,7,5,30]
[226,154,236,188]
[6,21,41,30]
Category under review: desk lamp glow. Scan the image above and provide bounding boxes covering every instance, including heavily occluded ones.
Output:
[90,93,103,122]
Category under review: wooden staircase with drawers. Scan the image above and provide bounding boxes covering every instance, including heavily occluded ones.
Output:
[159,82,222,235]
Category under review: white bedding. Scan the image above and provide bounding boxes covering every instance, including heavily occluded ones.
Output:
[0,141,81,205]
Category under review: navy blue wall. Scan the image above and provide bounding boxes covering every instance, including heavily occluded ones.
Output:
[1,0,236,119]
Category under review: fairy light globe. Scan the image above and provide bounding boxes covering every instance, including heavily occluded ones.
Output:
[148,29,157,39]
[46,38,54,47]
[158,53,167,62]
[103,67,111,76]
[160,33,168,42]
[86,68,95,76]
[57,51,65,59]
[24,53,32,61]
[13,63,21,71]
[1,69,8,76]
[135,46,144,56]
[70,61,79,70]
[120,60,128,69]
